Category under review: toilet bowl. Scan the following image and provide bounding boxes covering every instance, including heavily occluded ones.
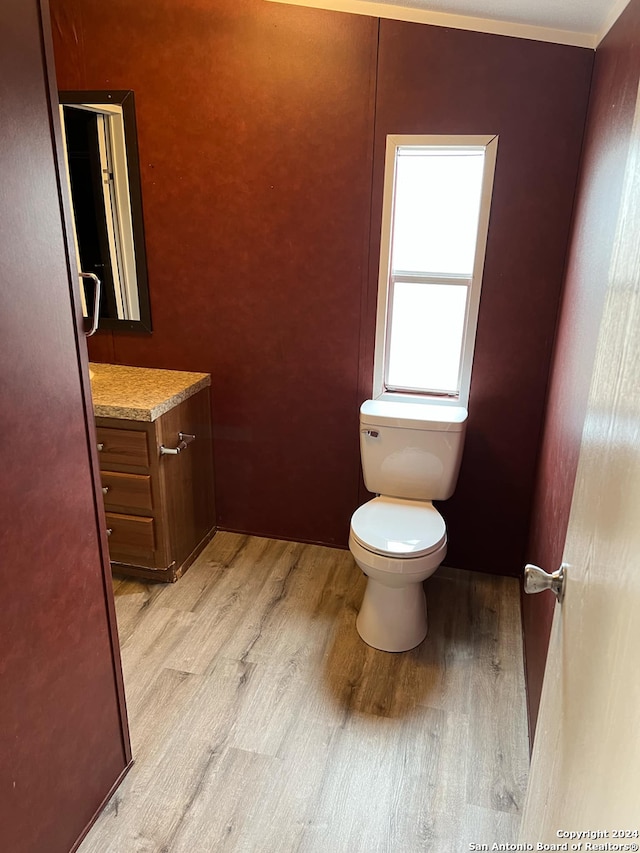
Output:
[349,400,467,652]
[349,496,447,652]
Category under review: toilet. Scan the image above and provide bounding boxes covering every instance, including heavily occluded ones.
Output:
[349,399,468,652]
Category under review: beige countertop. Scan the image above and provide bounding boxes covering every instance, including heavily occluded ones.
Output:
[90,362,210,422]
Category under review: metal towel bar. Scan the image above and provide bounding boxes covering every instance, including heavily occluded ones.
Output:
[160,432,196,456]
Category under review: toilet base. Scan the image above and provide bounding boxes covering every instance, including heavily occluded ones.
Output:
[356,577,428,652]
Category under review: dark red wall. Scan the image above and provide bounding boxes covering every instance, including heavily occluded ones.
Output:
[1,2,130,850]
[51,0,378,548]
[50,0,592,575]
[363,22,593,575]
[523,0,640,739]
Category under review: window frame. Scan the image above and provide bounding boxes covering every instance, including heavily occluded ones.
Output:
[373,134,498,408]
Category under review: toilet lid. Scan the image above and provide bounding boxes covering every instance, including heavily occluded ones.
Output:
[350,497,446,558]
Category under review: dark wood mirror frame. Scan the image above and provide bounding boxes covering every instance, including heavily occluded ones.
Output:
[59,89,152,333]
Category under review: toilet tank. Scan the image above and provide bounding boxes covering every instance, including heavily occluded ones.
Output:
[360,400,468,501]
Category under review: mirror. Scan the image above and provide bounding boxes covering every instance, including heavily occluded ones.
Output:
[59,90,152,333]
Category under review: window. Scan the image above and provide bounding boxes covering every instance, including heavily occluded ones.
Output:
[373,135,498,407]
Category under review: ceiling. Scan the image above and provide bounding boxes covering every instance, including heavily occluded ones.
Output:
[265,0,631,46]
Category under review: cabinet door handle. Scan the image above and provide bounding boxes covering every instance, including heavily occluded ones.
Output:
[79,272,101,337]
[160,432,196,456]
[106,528,113,537]
[102,486,110,495]
[97,443,104,452]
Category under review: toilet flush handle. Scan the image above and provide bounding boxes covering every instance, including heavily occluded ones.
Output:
[361,429,379,438]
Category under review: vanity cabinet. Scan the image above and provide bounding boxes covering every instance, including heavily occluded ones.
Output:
[92,364,216,582]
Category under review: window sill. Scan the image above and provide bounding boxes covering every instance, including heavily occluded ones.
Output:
[375,391,465,408]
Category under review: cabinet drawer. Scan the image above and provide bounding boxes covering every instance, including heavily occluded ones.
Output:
[105,512,155,560]
[97,427,149,467]
[101,471,153,511]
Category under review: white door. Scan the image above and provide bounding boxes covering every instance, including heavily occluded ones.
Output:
[519,88,640,840]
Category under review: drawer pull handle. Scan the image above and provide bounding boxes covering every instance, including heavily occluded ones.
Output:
[102,486,110,495]
[97,443,104,452]
[160,432,196,456]
[106,528,113,537]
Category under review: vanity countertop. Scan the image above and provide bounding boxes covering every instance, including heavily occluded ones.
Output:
[90,362,211,422]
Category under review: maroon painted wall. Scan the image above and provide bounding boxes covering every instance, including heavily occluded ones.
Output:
[523,0,640,738]
[50,0,591,576]
[51,0,378,548]
[1,2,130,850]
[362,22,593,575]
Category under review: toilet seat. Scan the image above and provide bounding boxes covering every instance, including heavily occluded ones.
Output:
[350,496,446,559]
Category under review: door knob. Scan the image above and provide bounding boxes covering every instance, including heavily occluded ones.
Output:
[524,563,567,602]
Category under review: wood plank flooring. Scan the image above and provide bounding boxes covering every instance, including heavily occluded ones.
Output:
[79,532,529,853]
